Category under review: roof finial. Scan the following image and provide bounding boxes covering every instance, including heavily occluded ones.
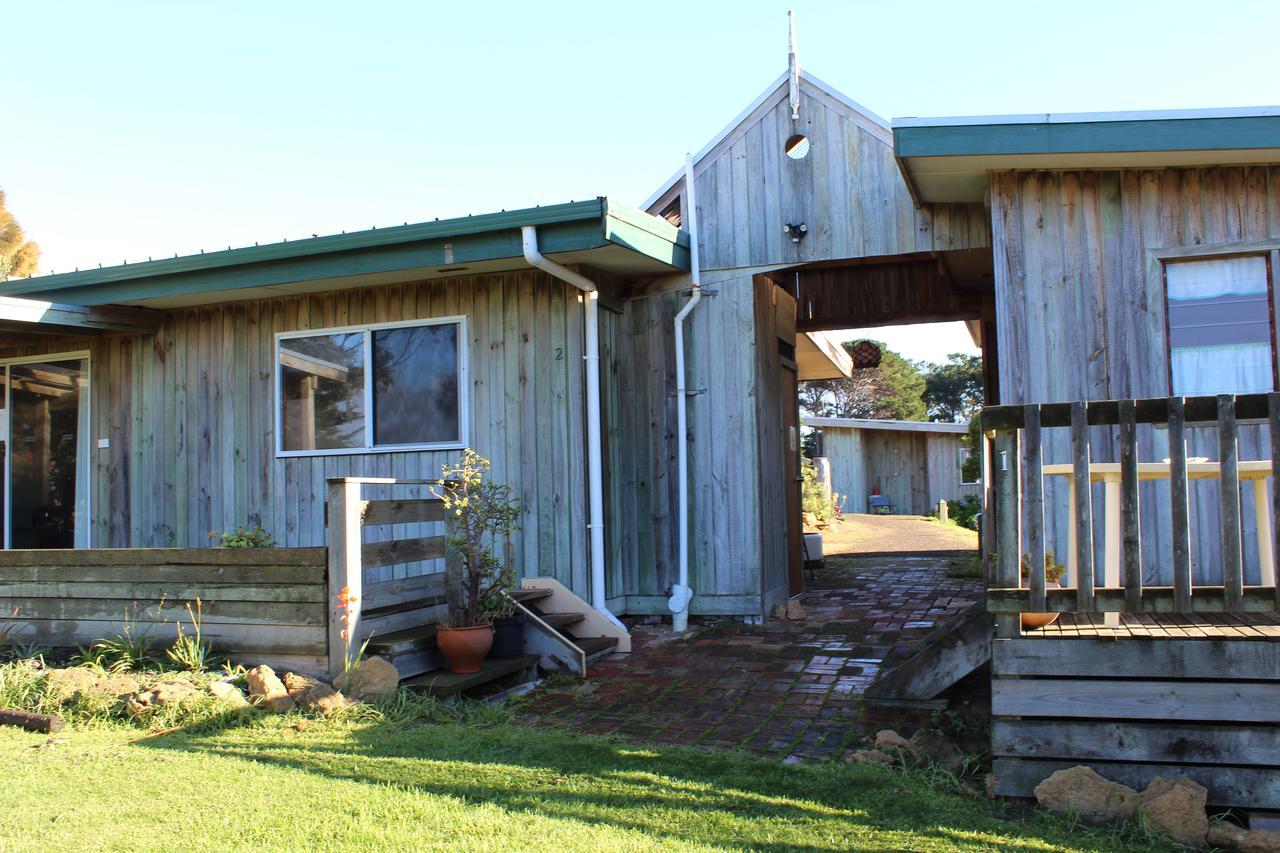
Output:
[787,10,800,121]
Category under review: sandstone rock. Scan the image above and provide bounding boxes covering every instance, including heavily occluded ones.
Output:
[93,675,142,699]
[844,748,894,766]
[125,679,199,715]
[207,680,250,707]
[1140,777,1208,848]
[906,728,964,774]
[245,665,293,713]
[332,657,400,701]
[1033,766,1138,825]
[44,667,98,699]
[283,672,352,716]
[874,729,910,751]
[1209,825,1280,853]
[771,604,788,620]
[785,600,806,620]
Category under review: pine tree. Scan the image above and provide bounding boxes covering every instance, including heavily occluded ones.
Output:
[0,189,40,279]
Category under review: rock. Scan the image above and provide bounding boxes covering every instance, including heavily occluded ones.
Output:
[283,672,352,716]
[1033,766,1138,825]
[1206,824,1280,853]
[906,728,964,774]
[93,675,142,699]
[207,680,250,707]
[332,657,400,701]
[1140,777,1208,848]
[771,604,788,620]
[245,665,294,713]
[785,600,806,620]
[44,667,99,699]
[874,729,910,751]
[125,679,200,715]
[844,748,894,766]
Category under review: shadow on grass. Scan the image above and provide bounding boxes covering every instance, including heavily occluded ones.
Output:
[137,718,1149,852]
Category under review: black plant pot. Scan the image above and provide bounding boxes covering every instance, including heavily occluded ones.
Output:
[490,613,526,658]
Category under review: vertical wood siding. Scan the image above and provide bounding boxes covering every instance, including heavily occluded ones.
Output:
[821,427,979,515]
[991,166,1280,584]
[0,272,590,592]
[655,80,989,272]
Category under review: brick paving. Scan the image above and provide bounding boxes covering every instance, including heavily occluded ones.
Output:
[521,549,982,762]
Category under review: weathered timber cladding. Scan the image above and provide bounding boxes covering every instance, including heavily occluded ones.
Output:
[991,637,1280,809]
[822,426,979,515]
[0,547,328,673]
[990,167,1280,585]
[651,81,989,271]
[0,272,591,594]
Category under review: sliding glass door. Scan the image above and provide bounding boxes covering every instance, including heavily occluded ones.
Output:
[2,355,90,549]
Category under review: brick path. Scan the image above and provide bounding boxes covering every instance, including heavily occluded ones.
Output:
[521,551,982,762]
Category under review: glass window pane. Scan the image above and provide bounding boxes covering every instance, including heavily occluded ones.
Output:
[8,360,87,549]
[279,333,366,451]
[373,324,460,446]
[1166,256,1274,395]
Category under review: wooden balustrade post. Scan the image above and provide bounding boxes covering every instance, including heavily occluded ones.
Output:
[1023,405,1046,613]
[1270,393,1280,609]
[1168,397,1193,612]
[1119,400,1143,612]
[326,478,366,681]
[994,428,1021,638]
[1218,395,1244,612]
[1070,402,1095,612]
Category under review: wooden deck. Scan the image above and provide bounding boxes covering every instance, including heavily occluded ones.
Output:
[1023,611,1280,639]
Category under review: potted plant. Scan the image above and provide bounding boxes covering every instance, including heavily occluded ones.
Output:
[1020,552,1067,629]
[432,450,521,674]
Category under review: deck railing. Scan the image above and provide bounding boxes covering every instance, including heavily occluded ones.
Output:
[981,393,1280,636]
[325,477,458,679]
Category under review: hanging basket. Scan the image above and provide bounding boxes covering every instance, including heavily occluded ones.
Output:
[850,340,882,370]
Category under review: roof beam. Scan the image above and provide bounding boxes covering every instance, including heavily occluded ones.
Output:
[0,296,160,334]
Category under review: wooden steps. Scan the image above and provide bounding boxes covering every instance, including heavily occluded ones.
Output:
[402,654,539,699]
[577,636,619,663]
[537,612,586,630]
[510,587,554,604]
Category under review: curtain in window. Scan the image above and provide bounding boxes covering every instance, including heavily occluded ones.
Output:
[1166,255,1273,395]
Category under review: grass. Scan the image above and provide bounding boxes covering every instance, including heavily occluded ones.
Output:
[0,709,1170,852]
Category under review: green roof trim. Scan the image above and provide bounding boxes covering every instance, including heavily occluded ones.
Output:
[894,114,1280,159]
[3,198,689,307]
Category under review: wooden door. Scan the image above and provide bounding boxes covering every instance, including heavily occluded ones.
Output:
[782,364,803,595]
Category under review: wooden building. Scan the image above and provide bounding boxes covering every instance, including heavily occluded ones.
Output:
[806,417,979,515]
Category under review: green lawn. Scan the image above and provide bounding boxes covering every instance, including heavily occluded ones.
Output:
[0,714,1164,852]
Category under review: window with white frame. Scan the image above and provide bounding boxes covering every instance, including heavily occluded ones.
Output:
[276,317,466,455]
[958,446,980,485]
[1164,254,1276,396]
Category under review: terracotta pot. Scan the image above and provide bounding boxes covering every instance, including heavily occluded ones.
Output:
[1020,581,1061,630]
[436,624,494,674]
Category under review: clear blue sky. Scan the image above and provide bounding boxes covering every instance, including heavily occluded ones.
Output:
[4,0,1277,359]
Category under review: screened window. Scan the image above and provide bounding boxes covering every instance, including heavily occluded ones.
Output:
[277,318,466,455]
[1165,255,1276,396]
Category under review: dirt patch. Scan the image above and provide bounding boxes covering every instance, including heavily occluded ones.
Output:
[820,514,978,556]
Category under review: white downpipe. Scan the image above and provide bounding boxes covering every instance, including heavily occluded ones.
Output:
[670,154,703,633]
[520,226,625,632]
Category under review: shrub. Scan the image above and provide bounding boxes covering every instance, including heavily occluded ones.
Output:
[949,494,982,530]
[801,459,833,524]
[209,525,276,548]
[165,600,213,672]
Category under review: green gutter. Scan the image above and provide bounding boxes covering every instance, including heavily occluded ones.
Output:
[3,198,688,306]
[894,115,1280,159]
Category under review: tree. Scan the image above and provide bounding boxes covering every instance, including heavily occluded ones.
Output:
[0,189,39,279]
[921,353,983,423]
[799,340,926,421]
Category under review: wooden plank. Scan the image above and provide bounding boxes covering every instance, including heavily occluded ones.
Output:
[1071,402,1095,611]
[1168,397,1192,611]
[1118,399,1142,610]
[993,428,1021,638]
[993,719,1280,767]
[986,585,1280,613]
[0,581,325,603]
[863,602,992,700]
[326,479,363,680]
[0,597,323,626]
[0,547,326,567]
[360,535,445,570]
[363,572,447,611]
[993,678,1280,722]
[5,619,325,655]
[1272,392,1280,610]
[1023,406,1046,612]
[1219,395,1244,611]
[361,499,444,526]
[993,758,1280,809]
[994,637,1280,679]
[0,562,325,585]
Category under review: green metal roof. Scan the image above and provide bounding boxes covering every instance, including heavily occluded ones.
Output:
[892,107,1280,203]
[3,198,689,307]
